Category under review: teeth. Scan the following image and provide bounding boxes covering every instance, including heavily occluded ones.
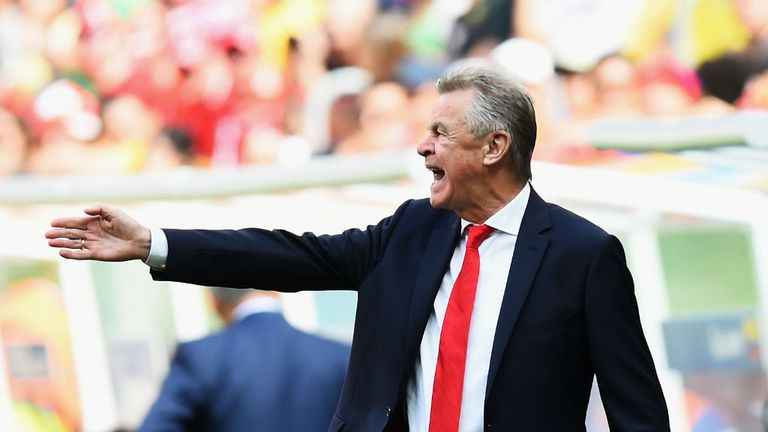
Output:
[429,167,445,181]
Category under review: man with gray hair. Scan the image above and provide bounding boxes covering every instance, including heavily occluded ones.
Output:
[139,288,350,432]
[48,64,669,431]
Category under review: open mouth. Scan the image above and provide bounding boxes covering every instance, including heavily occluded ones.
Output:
[427,166,445,181]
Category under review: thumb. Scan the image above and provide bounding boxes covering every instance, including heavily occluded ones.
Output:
[84,205,106,217]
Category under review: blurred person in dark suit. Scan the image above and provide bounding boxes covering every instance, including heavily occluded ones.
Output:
[48,64,668,431]
[139,288,349,432]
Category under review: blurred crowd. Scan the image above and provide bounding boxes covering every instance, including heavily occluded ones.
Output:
[1,0,767,177]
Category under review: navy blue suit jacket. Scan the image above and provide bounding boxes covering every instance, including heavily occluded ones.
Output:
[139,312,349,432]
[152,188,670,431]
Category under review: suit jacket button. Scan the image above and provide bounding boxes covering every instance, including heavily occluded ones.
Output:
[386,407,391,418]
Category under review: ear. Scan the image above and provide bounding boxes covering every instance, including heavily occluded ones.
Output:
[483,132,511,166]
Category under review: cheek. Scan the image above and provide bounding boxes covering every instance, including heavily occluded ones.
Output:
[449,154,477,176]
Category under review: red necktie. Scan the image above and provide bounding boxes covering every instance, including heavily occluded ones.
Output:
[429,224,495,432]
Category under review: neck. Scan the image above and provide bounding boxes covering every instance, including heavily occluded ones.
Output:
[459,178,526,224]
[222,291,280,325]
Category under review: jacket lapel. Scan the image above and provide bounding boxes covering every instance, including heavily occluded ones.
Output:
[485,188,551,400]
[400,216,460,390]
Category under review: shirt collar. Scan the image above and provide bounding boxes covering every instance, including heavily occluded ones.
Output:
[460,183,531,236]
[232,296,282,322]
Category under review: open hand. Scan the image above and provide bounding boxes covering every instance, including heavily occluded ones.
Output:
[45,205,151,261]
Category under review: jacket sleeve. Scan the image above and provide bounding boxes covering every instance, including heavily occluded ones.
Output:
[584,235,671,430]
[150,200,414,291]
[138,344,206,432]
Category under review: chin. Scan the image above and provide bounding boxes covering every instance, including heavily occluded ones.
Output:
[429,183,451,209]
[429,194,450,210]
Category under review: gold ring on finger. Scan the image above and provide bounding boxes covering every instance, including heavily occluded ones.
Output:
[80,238,86,250]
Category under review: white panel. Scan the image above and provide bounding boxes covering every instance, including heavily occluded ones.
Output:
[59,260,119,432]
[625,213,687,432]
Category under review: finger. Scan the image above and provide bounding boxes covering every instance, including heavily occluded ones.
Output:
[48,238,89,250]
[45,228,87,240]
[59,248,94,260]
[50,216,96,229]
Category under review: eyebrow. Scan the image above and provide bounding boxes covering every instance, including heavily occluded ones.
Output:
[430,121,446,132]
[430,121,460,141]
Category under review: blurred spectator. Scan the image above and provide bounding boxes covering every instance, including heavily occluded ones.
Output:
[543,66,601,149]
[0,0,765,178]
[591,53,642,117]
[253,0,325,72]
[140,288,349,432]
[0,108,29,176]
[697,53,757,105]
[357,11,409,83]
[449,0,516,60]
[637,55,702,117]
[516,0,645,73]
[328,76,436,156]
[396,0,456,88]
[733,0,768,49]
[106,1,184,123]
[164,0,254,71]
[558,67,599,124]
[733,0,768,106]
[622,0,680,64]
[178,52,239,164]
[694,0,755,64]
[79,3,135,97]
[636,54,734,117]
[24,79,102,175]
[288,31,333,103]
[684,371,767,431]
[326,94,362,153]
[0,0,59,116]
[740,71,768,109]
[0,1,23,71]
[490,37,558,148]
[402,81,438,144]
[697,0,768,105]
[302,66,373,154]
[100,95,159,167]
[334,81,410,154]
[325,0,377,70]
[143,127,196,171]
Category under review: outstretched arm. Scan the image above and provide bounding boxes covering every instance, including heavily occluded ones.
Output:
[45,205,151,262]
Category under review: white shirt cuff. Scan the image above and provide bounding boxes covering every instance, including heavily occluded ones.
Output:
[144,227,168,270]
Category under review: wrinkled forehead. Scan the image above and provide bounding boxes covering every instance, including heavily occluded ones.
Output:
[429,89,476,126]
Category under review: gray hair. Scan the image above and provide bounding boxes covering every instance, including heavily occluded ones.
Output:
[209,287,251,306]
[436,64,537,181]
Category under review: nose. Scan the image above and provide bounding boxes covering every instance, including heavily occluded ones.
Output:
[417,135,434,158]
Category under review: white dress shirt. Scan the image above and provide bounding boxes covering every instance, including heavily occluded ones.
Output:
[232,296,282,322]
[407,184,530,432]
[144,227,168,270]
[144,184,532,432]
